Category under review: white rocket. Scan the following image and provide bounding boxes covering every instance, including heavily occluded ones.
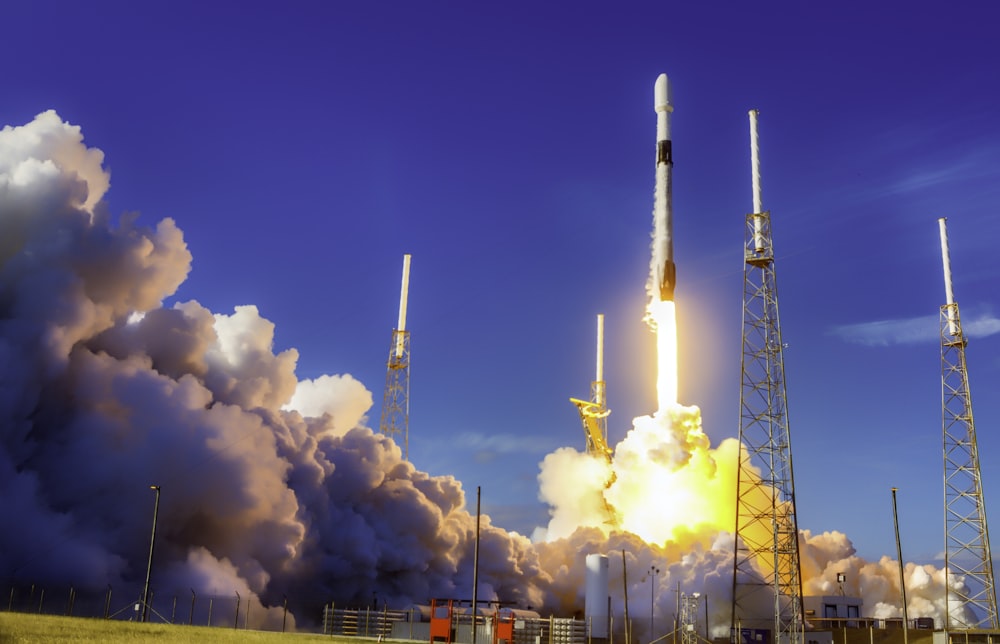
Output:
[653,73,675,301]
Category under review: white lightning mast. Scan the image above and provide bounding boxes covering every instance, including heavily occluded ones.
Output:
[732,109,804,644]
[380,254,412,460]
[938,218,998,631]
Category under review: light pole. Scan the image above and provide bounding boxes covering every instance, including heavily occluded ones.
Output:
[142,485,161,622]
[891,488,909,644]
[649,565,660,643]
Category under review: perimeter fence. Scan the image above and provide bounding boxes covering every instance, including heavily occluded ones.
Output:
[2,579,591,641]
[2,578,333,633]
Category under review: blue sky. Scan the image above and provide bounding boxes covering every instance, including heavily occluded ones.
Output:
[4,2,999,567]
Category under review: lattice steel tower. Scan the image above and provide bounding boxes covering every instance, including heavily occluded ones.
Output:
[731,110,803,644]
[938,218,998,630]
[680,592,704,644]
[380,254,412,460]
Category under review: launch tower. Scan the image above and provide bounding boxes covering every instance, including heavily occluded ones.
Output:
[938,218,998,631]
[680,592,703,644]
[380,254,412,460]
[570,313,613,463]
[731,110,803,644]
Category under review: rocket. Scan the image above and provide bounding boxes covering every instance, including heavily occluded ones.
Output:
[653,73,675,302]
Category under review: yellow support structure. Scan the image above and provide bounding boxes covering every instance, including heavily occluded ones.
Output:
[570,398,612,465]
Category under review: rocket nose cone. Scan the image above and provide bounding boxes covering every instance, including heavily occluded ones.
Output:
[655,73,672,112]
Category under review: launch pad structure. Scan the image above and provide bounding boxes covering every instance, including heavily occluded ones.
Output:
[570,314,613,464]
[380,254,412,460]
[680,592,705,644]
[937,219,998,632]
[731,109,804,644]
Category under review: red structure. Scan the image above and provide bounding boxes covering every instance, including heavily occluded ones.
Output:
[430,599,455,644]
[493,608,514,644]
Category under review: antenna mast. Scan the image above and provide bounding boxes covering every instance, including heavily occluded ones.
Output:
[380,254,412,460]
[731,110,803,644]
[938,218,998,630]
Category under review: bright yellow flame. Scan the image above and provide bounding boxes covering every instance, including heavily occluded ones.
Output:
[540,297,741,549]
[608,423,740,545]
[647,299,678,410]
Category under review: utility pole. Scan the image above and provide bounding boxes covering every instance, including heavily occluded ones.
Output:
[142,485,161,622]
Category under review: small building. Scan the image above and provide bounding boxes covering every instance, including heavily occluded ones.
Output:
[803,595,863,629]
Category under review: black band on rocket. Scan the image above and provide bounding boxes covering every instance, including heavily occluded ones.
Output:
[658,140,672,165]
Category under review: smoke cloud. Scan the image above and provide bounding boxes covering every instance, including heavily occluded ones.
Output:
[0,111,550,627]
[536,401,962,633]
[0,111,958,632]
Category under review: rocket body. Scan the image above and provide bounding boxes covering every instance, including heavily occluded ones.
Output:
[653,73,675,302]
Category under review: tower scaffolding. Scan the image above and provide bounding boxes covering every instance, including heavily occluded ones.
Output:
[680,592,703,644]
[380,254,412,460]
[731,110,803,644]
[938,218,998,631]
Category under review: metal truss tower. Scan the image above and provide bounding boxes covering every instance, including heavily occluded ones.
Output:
[380,254,412,460]
[938,218,998,631]
[680,592,704,644]
[731,110,803,644]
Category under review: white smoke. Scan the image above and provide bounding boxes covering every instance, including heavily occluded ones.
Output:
[0,111,552,628]
[283,373,372,436]
[537,401,958,633]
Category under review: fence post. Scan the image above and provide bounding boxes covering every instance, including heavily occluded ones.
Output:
[104,585,112,619]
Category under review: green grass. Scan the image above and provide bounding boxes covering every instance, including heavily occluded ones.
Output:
[1,613,941,644]
[0,611,383,643]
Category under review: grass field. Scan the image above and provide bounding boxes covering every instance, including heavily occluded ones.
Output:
[0,611,384,643]
[0,612,940,644]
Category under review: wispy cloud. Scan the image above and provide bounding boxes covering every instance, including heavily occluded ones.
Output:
[454,431,557,462]
[829,309,1000,346]
[838,141,1000,207]
[888,161,979,196]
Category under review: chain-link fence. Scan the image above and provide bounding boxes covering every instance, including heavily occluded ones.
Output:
[1,579,329,633]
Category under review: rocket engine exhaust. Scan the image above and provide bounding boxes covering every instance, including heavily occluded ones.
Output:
[653,73,675,302]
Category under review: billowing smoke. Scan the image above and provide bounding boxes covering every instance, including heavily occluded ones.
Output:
[800,530,958,626]
[0,111,957,633]
[537,401,959,634]
[0,111,551,627]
